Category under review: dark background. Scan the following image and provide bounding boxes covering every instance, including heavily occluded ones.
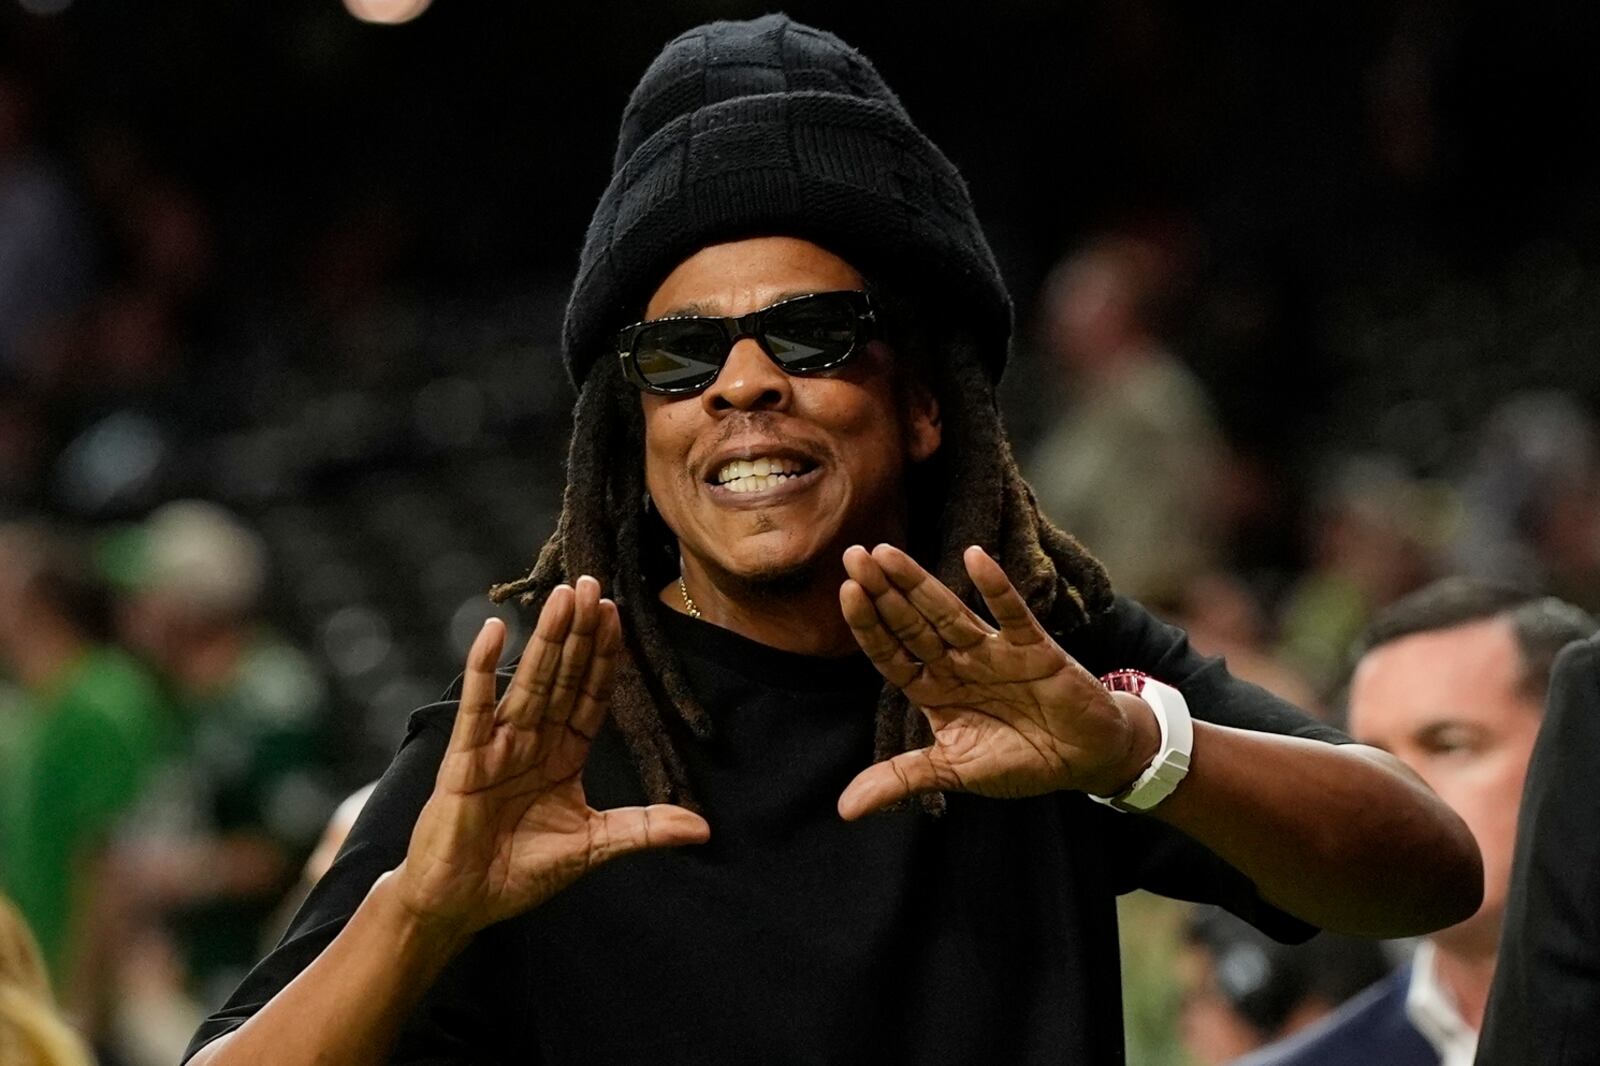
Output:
[6,0,1600,765]
[5,6,1600,1059]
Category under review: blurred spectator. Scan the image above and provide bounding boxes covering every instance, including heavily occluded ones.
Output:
[1025,230,1228,610]
[1241,578,1597,1066]
[1167,572,1320,716]
[110,501,334,1016]
[260,780,376,952]
[1453,392,1600,611]
[0,522,177,1031]
[29,169,214,425]
[1178,907,1391,1065]
[1276,456,1441,697]
[0,891,93,1066]
[0,69,93,376]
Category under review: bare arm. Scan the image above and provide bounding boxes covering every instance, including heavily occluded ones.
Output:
[1152,723,1480,937]
[190,578,709,1065]
[186,873,468,1065]
[836,543,1481,939]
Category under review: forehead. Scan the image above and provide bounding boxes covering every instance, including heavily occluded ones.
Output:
[1347,617,1536,739]
[645,237,866,319]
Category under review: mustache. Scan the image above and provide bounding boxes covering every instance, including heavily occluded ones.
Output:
[704,412,837,464]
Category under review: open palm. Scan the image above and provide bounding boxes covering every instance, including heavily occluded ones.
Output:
[394,577,709,935]
[837,544,1141,818]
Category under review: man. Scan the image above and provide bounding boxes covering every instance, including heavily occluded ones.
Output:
[0,523,176,1025]
[186,17,1480,1064]
[101,501,334,1063]
[115,500,333,1006]
[1475,631,1600,1065]
[1025,232,1228,610]
[1239,577,1596,1066]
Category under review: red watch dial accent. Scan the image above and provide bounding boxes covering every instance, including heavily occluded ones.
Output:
[1099,669,1152,695]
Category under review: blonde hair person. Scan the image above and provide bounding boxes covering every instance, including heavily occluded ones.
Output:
[0,894,93,1066]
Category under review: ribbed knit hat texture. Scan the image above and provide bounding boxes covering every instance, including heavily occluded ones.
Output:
[562,13,1013,387]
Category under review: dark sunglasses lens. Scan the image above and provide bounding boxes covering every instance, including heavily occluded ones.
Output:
[762,294,862,371]
[632,319,727,391]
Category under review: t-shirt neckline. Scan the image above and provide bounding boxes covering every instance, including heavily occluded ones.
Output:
[656,606,883,692]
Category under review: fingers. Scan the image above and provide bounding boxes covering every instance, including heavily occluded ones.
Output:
[589,804,711,865]
[871,544,994,648]
[836,748,953,820]
[502,583,575,727]
[840,579,922,689]
[543,576,603,724]
[448,617,508,752]
[842,544,988,666]
[569,599,621,741]
[963,545,1048,646]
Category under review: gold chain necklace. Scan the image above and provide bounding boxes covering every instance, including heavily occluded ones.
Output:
[678,576,701,619]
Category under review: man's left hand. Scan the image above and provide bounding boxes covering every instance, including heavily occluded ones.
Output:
[836,543,1156,819]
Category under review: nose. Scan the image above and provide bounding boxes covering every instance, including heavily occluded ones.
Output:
[701,336,791,414]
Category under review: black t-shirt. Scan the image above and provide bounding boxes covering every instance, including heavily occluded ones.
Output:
[186,596,1348,1065]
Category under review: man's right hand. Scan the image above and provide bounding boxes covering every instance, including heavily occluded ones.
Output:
[391,575,710,939]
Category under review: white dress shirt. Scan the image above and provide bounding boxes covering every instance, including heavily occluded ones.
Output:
[1405,941,1479,1066]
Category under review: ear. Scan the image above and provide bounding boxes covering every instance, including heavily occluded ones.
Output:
[902,378,942,463]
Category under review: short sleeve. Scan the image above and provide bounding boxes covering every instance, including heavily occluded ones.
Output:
[1068,596,1351,942]
[1067,596,1350,744]
[183,702,524,1065]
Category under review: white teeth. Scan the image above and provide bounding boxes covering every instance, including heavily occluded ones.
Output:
[721,472,799,494]
[715,456,805,485]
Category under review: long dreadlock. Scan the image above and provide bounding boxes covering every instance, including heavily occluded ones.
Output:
[489,315,1113,814]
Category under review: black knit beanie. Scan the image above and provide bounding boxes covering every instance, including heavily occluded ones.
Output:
[562,13,1013,388]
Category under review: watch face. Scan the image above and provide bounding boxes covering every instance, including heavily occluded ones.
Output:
[1100,669,1152,695]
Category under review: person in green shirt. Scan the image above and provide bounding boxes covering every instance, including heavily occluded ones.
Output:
[113,500,333,1010]
[0,523,176,1028]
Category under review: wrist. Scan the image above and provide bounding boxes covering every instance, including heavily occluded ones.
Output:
[1087,672,1195,813]
[373,867,477,961]
[1092,692,1162,797]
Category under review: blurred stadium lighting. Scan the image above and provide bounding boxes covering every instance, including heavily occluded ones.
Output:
[342,0,432,25]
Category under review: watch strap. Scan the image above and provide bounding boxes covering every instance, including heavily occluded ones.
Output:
[1088,670,1194,813]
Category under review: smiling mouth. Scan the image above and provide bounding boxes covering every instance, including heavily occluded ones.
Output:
[710,455,819,494]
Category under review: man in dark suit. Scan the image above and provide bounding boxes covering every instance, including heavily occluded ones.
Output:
[1240,577,1596,1066]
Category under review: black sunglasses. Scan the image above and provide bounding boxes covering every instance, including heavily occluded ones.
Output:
[616,290,877,395]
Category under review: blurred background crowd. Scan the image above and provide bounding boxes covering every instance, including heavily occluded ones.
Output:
[2,0,1599,1063]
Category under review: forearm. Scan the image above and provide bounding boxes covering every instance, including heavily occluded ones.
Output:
[188,869,471,1066]
[1151,722,1483,938]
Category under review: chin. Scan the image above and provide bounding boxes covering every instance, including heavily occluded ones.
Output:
[712,536,834,595]
[1431,903,1502,958]
[721,553,821,595]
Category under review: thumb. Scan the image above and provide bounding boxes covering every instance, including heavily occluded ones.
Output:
[588,805,711,865]
[837,748,951,821]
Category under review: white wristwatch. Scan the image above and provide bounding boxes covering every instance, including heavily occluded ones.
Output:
[1087,670,1194,813]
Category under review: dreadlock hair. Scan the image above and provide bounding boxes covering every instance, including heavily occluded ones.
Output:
[490,289,1113,815]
